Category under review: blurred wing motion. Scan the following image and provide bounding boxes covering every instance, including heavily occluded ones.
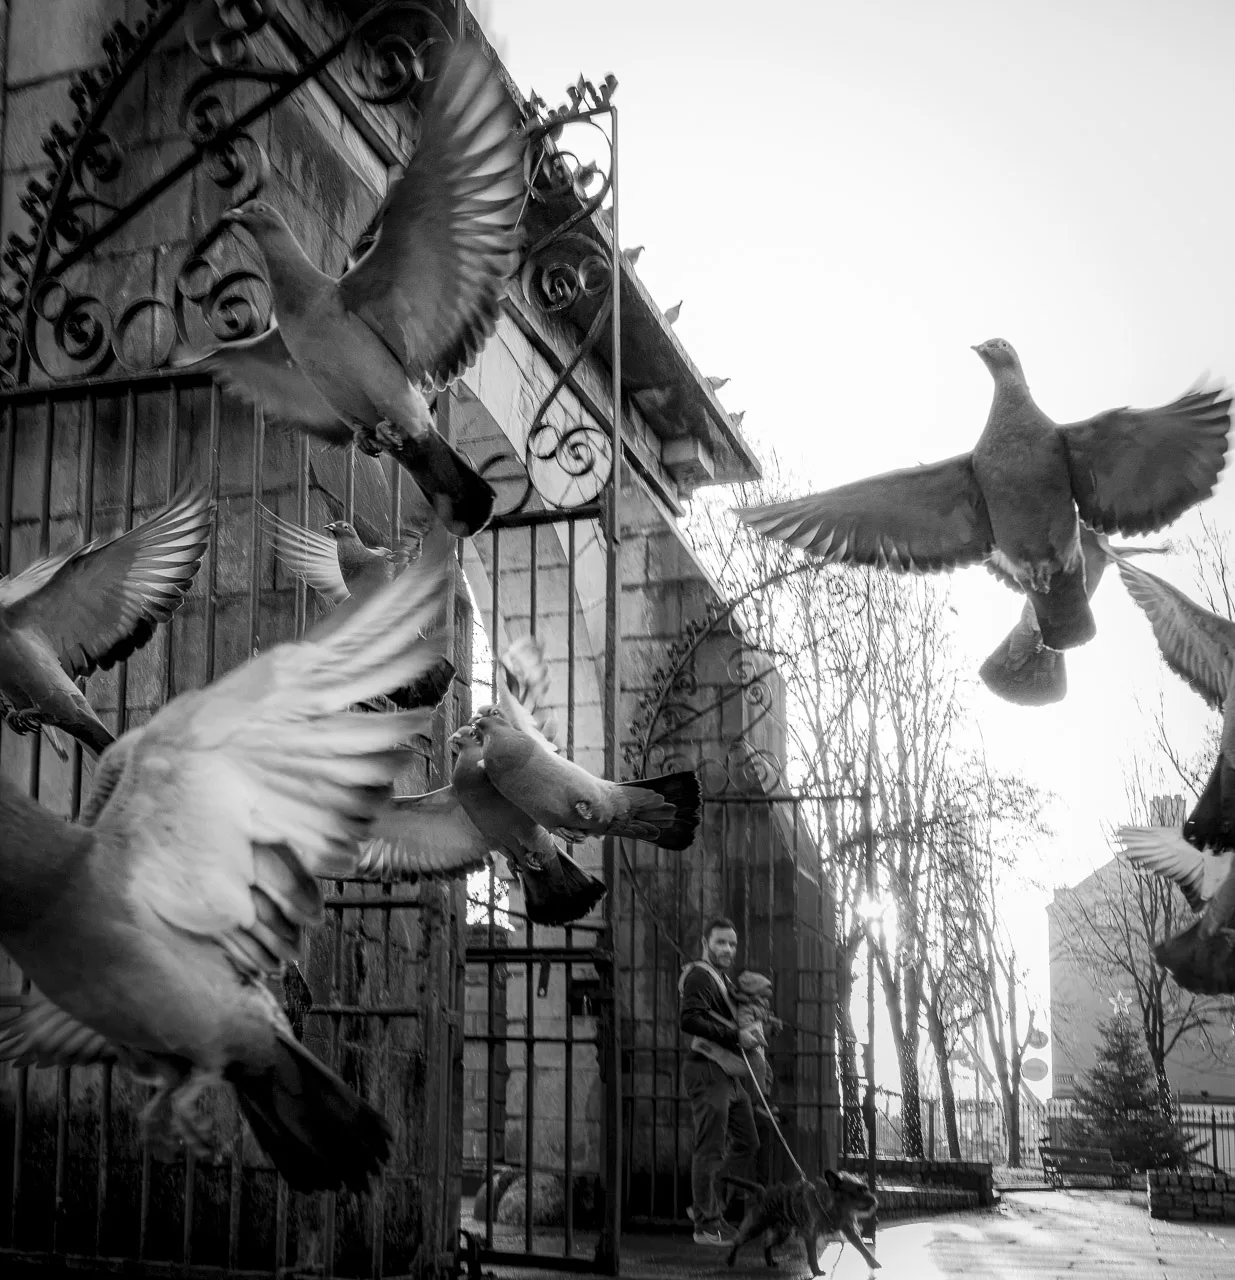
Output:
[735,454,994,571]
[1116,825,1234,914]
[356,789,490,880]
[338,42,524,388]
[1115,556,1235,709]
[2,483,213,680]
[261,505,350,604]
[497,635,560,750]
[1062,388,1231,536]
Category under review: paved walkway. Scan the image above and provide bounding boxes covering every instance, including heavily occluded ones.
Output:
[483,1191,1235,1278]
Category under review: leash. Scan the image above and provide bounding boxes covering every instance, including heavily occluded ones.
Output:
[739,1042,808,1182]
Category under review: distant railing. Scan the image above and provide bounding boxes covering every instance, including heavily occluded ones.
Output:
[851,1091,1235,1173]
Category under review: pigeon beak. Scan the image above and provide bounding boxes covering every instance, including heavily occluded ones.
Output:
[220,207,244,223]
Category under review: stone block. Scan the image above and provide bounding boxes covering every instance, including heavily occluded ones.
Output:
[8,0,117,82]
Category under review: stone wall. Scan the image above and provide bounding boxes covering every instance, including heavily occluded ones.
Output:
[838,1156,996,1209]
[1147,1169,1235,1222]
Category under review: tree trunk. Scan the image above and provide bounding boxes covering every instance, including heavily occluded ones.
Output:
[880,957,925,1158]
[835,961,866,1155]
[925,996,961,1159]
[1004,1079,1022,1167]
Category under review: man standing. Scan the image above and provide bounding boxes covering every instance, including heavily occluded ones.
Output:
[679,917,763,1246]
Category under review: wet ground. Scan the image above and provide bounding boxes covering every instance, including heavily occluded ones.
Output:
[480,1190,1235,1278]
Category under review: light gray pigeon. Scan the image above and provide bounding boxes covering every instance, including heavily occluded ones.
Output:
[663,301,682,325]
[707,376,730,391]
[0,554,448,1191]
[622,245,644,266]
[737,339,1230,653]
[0,485,213,754]
[179,43,524,538]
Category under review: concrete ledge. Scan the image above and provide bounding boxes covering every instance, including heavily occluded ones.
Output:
[877,1184,982,1218]
[1146,1169,1235,1222]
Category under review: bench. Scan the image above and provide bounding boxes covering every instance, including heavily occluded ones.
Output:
[1038,1142,1131,1189]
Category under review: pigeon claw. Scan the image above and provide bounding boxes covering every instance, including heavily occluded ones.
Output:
[140,1077,216,1161]
[372,418,408,452]
[353,424,385,457]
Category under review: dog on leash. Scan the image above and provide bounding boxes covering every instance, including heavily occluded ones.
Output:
[723,1168,880,1274]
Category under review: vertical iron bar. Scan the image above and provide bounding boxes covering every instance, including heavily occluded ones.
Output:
[182,1150,196,1265]
[203,386,221,684]
[137,1145,152,1258]
[598,102,622,1275]
[524,959,535,1256]
[8,1061,27,1247]
[484,869,497,1250]
[345,441,355,524]
[227,1105,243,1272]
[566,523,576,761]
[94,1063,112,1255]
[247,405,265,654]
[490,527,500,695]
[51,1067,69,1251]
[528,524,537,636]
[0,402,14,574]
[162,389,178,699]
[294,434,310,637]
[115,390,137,736]
[29,397,53,798]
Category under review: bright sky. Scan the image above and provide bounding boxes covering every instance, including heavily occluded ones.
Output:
[482,0,1235,1085]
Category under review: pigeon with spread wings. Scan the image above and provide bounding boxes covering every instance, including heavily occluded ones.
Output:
[0,485,213,755]
[1114,555,1235,993]
[737,339,1230,655]
[469,640,702,849]
[262,506,454,711]
[178,42,524,538]
[356,638,605,925]
[0,555,449,1192]
[978,530,1167,707]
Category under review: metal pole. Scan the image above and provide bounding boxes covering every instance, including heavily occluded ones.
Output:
[863,571,878,1215]
[598,103,622,1277]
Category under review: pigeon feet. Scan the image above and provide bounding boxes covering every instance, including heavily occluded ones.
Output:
[5,709,43,735]
[140,1077,216,1160]
[371,418,408,451]
[353,424,385,457]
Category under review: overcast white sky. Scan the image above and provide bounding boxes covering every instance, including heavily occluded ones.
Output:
[482,0,1235,1089]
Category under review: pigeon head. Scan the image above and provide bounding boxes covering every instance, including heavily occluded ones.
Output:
[222,199,289,235]
[469,706,507,743]
[971,338,1025,382]
[324,521,357,541]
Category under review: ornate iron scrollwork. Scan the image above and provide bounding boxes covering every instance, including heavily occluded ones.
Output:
[0,1,623,515]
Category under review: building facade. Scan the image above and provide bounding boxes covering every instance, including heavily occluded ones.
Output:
[0,3,839,1277]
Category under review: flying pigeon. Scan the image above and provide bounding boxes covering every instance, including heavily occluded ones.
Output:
[178,42,525,539]
[0,485,213,754]
[1118,826,1235,995]
[707,376,730,391]
[730,410,746,428]
[979,531,1168,706]
[622,245,644,266]
[356,637,604,924]
[1116,554,1235,850]
[0,554,449,1191]
[263,507,409,606]
[663,301,682,325]
[736,339,1231,652]
[468,706,702,849]
[262,507,454,711]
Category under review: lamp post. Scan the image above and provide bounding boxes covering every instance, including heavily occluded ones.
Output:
[861,569,878,1216]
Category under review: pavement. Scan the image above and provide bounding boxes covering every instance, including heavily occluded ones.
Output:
[479,1191,1235,1278]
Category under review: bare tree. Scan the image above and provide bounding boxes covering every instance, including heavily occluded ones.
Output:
[1051,768,1234,1116]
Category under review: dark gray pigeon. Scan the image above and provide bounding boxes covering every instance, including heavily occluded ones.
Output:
[0,554,448,1191]
[737,340,1230,653]
[979,529,1167,706]
[357,638,605,925]
[0,485,212,754]
[180,42,524,538]
[1116,554,1235,852]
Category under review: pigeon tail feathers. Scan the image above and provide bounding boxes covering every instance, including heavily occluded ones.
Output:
[612,770,702,851]
[1185,758,1235,849]
[978,637,1066,707]
[227,1030,392,1193]
[383,429,495,538]
[1023,569,1095,651]
[521,848,607,926]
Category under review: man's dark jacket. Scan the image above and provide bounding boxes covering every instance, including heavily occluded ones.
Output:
[679,961,741,1053]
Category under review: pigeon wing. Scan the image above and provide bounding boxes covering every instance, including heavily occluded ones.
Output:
[497,636,561,752]
[337,43,523,388]
[1116,825,1215,911]
[1061,387,1231,536]
[88,557,448,981]
[4,485,213,680]
[181,329,352,445]
[0,988,118,1067]
[734,453,994,570]
[1116,558,1235,709]
[261,506,350,604]
[355,789,490,880]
